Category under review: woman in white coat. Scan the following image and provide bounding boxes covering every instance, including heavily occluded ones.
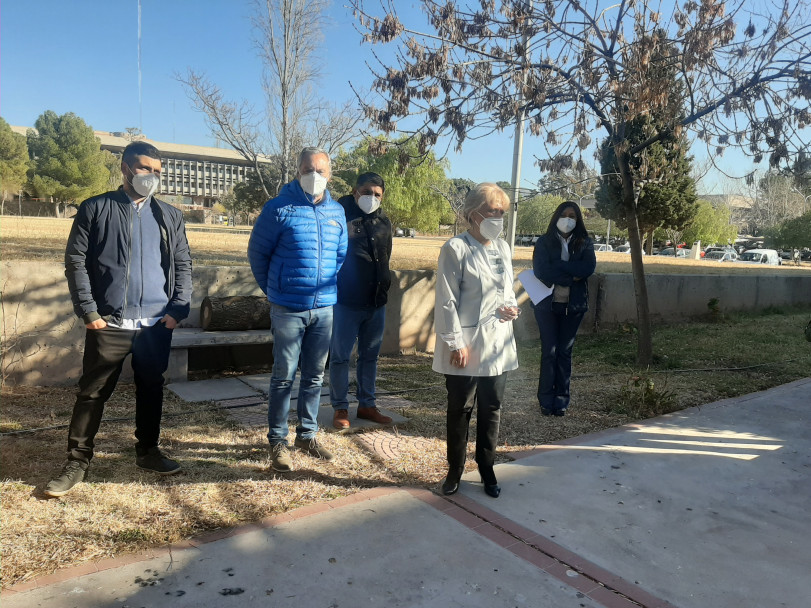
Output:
[433,183,520,498]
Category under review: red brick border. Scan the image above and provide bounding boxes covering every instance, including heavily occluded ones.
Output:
[3,482,677,607]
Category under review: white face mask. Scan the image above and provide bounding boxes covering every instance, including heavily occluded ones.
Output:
[557,217,576,234]
[357,194,381,214]
[299,171,328,198]
[478,217,504,241]
[131,172,160,199]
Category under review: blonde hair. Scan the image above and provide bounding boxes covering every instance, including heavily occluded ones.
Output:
[462,182,510,221]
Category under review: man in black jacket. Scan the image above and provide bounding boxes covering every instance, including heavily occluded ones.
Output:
[330,172,393,429]
[44,141,192,497]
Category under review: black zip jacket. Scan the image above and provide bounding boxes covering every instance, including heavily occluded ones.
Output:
[532,232,596,314]
[65,187,193,325]
[336,194,393,308]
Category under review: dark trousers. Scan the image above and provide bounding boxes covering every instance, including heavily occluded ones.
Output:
[67,323,173,464]
[444,373,507,477]
[533,302,584,412]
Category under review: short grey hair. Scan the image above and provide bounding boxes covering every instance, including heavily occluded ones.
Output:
[462,182,510,221]
[298,147,331,170]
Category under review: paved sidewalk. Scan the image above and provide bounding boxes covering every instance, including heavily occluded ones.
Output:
[3,378,809,608]
[166,374,412,430]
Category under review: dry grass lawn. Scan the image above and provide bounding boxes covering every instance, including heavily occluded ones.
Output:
[3,216,809,273]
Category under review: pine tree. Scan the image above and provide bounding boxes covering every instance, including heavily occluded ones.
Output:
[595,33,697,253]
[27,111,110,217]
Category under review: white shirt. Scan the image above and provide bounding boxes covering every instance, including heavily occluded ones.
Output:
[557,232,573,261]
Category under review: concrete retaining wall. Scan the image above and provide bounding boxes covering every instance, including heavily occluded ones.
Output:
[592,273,811,326]
[2,261,810,386]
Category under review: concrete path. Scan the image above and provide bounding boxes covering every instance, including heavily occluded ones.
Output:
[167,374,411,431]
[3,378,810,608]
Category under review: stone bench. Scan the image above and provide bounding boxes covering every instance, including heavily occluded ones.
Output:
[168,328,274,383]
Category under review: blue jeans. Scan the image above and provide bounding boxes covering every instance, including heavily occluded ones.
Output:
[329,303,386,410]
[533,300,585,412]
[267,304,333,445]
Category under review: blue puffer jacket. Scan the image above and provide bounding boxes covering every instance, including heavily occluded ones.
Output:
[248,180,347,311]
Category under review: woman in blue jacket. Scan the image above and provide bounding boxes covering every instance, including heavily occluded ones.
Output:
[532,201,596,416]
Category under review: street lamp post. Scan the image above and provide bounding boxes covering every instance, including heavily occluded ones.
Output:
[507,0,532,254]
[790,186,810,215]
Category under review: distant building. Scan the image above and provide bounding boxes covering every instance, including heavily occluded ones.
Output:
[13,126,271,208]
[579,196,597,210]
[699,193,754,210]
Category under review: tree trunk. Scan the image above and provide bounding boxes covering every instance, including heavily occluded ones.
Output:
[617,152,654,366]
[200,296,271,331]
[645,231,655,255]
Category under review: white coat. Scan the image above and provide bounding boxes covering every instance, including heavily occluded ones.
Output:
[432,232,519,376]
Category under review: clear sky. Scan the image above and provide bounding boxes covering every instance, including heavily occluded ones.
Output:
[1,0,757,194]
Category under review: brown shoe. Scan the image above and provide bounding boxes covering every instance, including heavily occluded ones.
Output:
[356,407,392,424]
[333,409,350,429]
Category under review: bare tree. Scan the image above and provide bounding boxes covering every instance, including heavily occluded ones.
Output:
[253,0,327,184]
[746,170,808,232]
[312,100,367,156]
[430,177,475,234]
[178,0,363,198]
[350,0,811,364]
[177,69,272,198]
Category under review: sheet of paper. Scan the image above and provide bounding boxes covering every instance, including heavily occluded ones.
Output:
[517,269,553,305]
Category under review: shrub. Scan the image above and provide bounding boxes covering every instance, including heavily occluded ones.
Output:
[611,374,676,418]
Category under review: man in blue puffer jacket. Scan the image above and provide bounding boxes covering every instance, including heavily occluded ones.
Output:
[248,147,347,472]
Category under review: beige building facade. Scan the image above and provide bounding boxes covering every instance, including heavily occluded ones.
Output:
[95,131,264,208]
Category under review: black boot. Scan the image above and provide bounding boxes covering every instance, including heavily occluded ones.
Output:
[478,464,501,498]
[441,467,463,495]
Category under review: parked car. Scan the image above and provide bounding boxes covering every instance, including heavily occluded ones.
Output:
[593,243,613,252]
[704,250,737,262]
[736,249,781,265]
[656,247,689,257]
[613,244,645,255]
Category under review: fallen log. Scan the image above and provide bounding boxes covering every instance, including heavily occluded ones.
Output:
[200,296,271,331]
